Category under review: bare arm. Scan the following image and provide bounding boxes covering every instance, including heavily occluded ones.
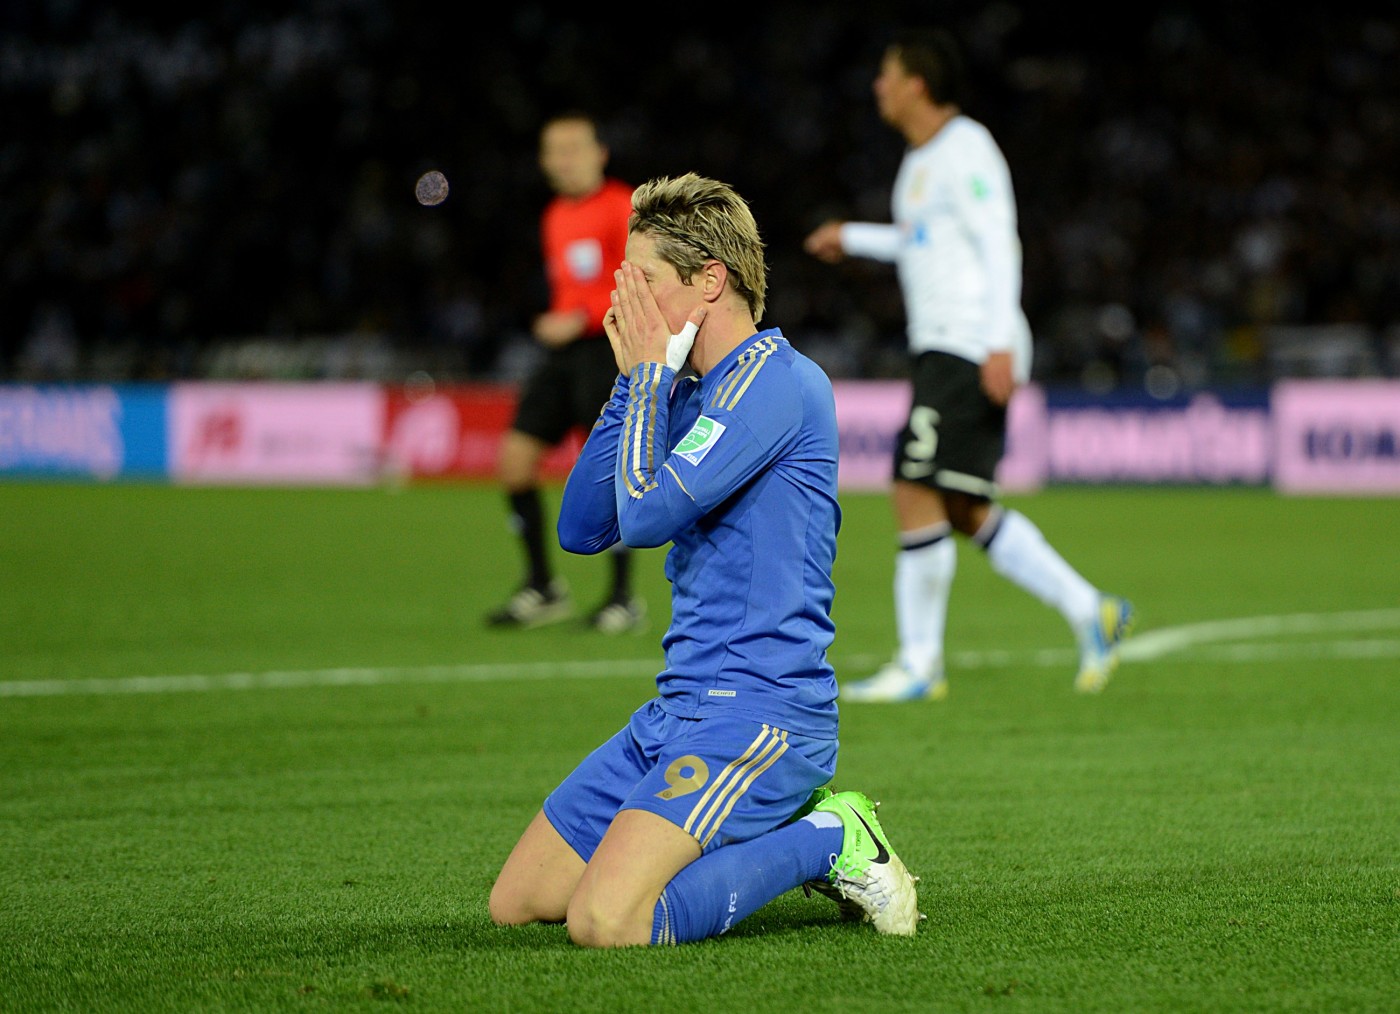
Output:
[804,220,847,263]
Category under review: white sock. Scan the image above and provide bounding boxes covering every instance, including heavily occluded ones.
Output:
[894,526,955,680]
[981,508,1099,629]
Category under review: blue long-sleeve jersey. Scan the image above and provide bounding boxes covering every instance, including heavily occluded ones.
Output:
[557,329,841,738]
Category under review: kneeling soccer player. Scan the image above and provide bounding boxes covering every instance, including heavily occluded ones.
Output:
[487,172,921,946]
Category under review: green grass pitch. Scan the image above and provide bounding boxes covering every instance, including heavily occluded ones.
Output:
[2,481,1397,1012]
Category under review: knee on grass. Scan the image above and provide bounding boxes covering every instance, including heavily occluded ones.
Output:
[565,894,653,948]
[488,880,562,927]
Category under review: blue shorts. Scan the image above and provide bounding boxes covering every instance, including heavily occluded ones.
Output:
[543,697,838,861]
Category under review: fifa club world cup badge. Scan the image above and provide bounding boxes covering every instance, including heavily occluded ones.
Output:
[673,416,726,465]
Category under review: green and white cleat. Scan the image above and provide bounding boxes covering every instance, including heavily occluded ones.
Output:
[788,785,835,825]
[1075,595,1136,693]
[804,790,923,935]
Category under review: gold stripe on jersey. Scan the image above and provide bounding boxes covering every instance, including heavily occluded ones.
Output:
[620,368,645,498]
[711,336,778,412]
[662,462,693,501]
[622,363,665,499]
[683,724,789,846]
[711,338,768,409]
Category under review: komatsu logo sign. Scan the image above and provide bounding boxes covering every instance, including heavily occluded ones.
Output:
[1304,426,1398,461]
[1273,380,1400,494]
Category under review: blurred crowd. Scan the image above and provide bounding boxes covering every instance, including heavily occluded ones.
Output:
[3,1,1399,390]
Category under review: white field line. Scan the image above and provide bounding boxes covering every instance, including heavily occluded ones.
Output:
[3,609,1398,699]
[1117,607,1400,661]
[0,659,655,698]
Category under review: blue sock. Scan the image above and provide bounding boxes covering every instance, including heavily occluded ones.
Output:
[651,813,843,945]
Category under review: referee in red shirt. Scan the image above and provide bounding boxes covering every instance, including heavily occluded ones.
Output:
[487,112,644,634]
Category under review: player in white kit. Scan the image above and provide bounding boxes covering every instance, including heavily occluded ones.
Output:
[805,28,1134,701]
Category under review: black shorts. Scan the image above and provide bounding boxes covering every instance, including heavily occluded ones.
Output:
[892,350,1006,498]
[511,337,621,445]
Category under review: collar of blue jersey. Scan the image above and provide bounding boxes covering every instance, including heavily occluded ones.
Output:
[697,327,786,391]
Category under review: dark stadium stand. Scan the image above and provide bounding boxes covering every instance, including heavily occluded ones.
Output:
[2,2,1397,388]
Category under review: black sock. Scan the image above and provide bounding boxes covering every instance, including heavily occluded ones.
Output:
[507,489,549,589]
[610,547,632,602]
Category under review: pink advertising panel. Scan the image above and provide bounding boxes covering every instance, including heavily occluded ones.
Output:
[169,383,385,485]
[1046,393,1271,484]
[831,380,1044,493]
[1000,384,1048,492]
[1273,380,1400,494]
[381,384,581,481]
[831,380,907,492]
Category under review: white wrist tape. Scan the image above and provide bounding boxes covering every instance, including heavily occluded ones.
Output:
[666,320,700,372]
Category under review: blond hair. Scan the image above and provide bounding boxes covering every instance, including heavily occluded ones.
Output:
[628,172,767,321]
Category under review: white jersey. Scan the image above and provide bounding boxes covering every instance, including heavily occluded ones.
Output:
[840,115,1033,381]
